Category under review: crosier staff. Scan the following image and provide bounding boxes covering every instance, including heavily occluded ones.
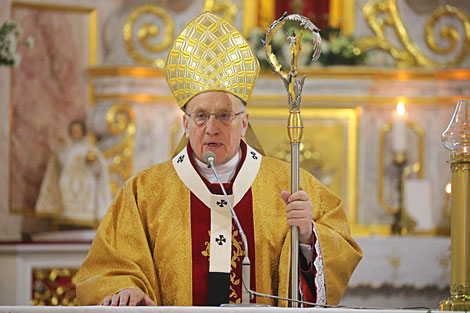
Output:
[264,12,321,307]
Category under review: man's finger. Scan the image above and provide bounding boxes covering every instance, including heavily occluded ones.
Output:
[143,295,155,306]
[280,190,290,205]
[288,190,310,202]
[101,296,112,306]
[110,294,120,306]
[118,292,130,306]
[128,292,141,306]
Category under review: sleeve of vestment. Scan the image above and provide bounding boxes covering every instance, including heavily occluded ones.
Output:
[75,175,160,305]
[300,168,362,305]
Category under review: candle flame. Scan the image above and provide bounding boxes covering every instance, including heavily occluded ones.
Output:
[445,182,452,194]
[396,101,405,116]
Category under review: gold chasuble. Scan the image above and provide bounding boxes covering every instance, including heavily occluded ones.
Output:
[76,142,361,305]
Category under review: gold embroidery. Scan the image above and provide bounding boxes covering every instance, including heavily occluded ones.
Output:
[201,227,245,303]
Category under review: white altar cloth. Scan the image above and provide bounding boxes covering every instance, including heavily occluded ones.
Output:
[0,307,446,313]
[349,236,450,289]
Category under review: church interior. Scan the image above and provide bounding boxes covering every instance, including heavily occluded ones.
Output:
[0,0,469,309]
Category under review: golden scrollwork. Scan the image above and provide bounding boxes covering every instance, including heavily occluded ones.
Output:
[31,268,79,306]
[203,0,239,24]
[201,227,244,303]
[359,0,470,68]
[123,4,175,68]
[102,104,136,195]
[451,153,470,173]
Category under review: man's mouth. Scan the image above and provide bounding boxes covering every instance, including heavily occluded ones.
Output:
[206,142,221,147]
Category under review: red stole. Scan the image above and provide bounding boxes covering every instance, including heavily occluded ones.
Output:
[187,143,257,305]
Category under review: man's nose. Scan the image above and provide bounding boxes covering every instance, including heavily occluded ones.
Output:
[205,114,220,134]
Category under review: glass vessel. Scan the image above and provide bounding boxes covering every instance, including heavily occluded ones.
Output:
[442,100,470,153]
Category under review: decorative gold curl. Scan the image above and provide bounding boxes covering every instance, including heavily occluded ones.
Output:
[203,0,238,23]
[124,4,175,68]
[359,0,470,68]
[425,5,470,66]
[102,104,135,195]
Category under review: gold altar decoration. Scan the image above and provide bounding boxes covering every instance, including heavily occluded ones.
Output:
[124,4,175,68]
[203,0,238,24]
[165,11,259,109]
[440,99,470,311]
[360,0,470,68]
[101,104,136,196]
[31,268,79,306]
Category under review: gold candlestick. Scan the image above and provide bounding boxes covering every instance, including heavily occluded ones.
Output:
[440,99,470,311]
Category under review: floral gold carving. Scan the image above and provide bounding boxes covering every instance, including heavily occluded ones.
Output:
[124,4,175,68]
[202,228,245,302]
[102,104,135,195]
[450,284,470,296]
[31,268,79,306]
[360,0,470,67]
[203,0,239,24]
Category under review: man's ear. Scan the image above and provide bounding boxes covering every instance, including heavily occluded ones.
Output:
[182,114,190,138]
[241,112,249,137]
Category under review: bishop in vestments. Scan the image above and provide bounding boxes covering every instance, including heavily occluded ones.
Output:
[76,11,362,306]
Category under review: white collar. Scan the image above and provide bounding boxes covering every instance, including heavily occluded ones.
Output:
[194,150,240,184]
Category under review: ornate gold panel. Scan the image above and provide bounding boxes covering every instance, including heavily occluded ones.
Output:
[101,104,136,196]
[248,106,359,226]
[31,268,78,306]
[124,4,175,68]
[204,0,239,24]
[359,0,470,68]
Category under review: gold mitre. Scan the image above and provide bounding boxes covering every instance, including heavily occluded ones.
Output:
[165,11,260,108]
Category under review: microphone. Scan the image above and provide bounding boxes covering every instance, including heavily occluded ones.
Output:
[203,151,252,304]
[203,151,329,308]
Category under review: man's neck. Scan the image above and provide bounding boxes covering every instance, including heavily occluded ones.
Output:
[194,151,240,184]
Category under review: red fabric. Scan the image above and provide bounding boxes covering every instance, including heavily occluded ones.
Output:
[188,142,257,304]
[275,0,330,30]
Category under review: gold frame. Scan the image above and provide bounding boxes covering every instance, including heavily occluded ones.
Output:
[378,121,425,215]
[242,0,356,36]
[248,106,359,228]
[9,2,97,215]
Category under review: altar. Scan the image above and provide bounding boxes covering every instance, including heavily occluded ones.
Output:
[0,306,449,313]
[1,0,470,310]
[0,235,450,308]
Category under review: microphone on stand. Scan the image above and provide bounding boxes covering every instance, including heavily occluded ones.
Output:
[203,151,252,304]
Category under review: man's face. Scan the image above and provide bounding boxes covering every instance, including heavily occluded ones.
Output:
[183,91,249,166]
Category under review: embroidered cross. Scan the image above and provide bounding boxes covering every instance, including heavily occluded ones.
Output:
[250,151,258,159]
[177,155,185,163]
[216,199,227,207]
[215,234,226,246]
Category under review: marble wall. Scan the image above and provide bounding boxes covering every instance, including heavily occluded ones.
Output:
[1,0,469,241]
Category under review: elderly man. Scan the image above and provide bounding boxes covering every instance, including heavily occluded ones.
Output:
[76,11,361,306]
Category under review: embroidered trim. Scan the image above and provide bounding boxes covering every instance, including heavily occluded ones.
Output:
[312,224,326,304]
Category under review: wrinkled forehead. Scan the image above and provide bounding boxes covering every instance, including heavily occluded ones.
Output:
[184,91,246,112]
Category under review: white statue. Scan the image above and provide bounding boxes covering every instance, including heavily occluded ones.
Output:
[35,120,112,224]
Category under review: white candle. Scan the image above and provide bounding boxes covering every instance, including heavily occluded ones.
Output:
[392,101,407,153]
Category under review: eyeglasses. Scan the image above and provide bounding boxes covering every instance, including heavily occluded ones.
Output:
[185,110,245,126]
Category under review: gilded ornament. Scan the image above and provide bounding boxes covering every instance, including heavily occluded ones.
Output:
[31,268,79,306]
[203,0,239,24]
[202,228,245,302]
[102,104,135,195]
[359,0,470,68]
[124,4,175,68]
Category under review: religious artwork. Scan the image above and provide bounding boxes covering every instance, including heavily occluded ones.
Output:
[248,107,358,224]
[9,3,97,215]
[34,120,112,225]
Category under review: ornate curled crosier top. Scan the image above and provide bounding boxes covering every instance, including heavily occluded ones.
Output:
[264,13,322,111]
